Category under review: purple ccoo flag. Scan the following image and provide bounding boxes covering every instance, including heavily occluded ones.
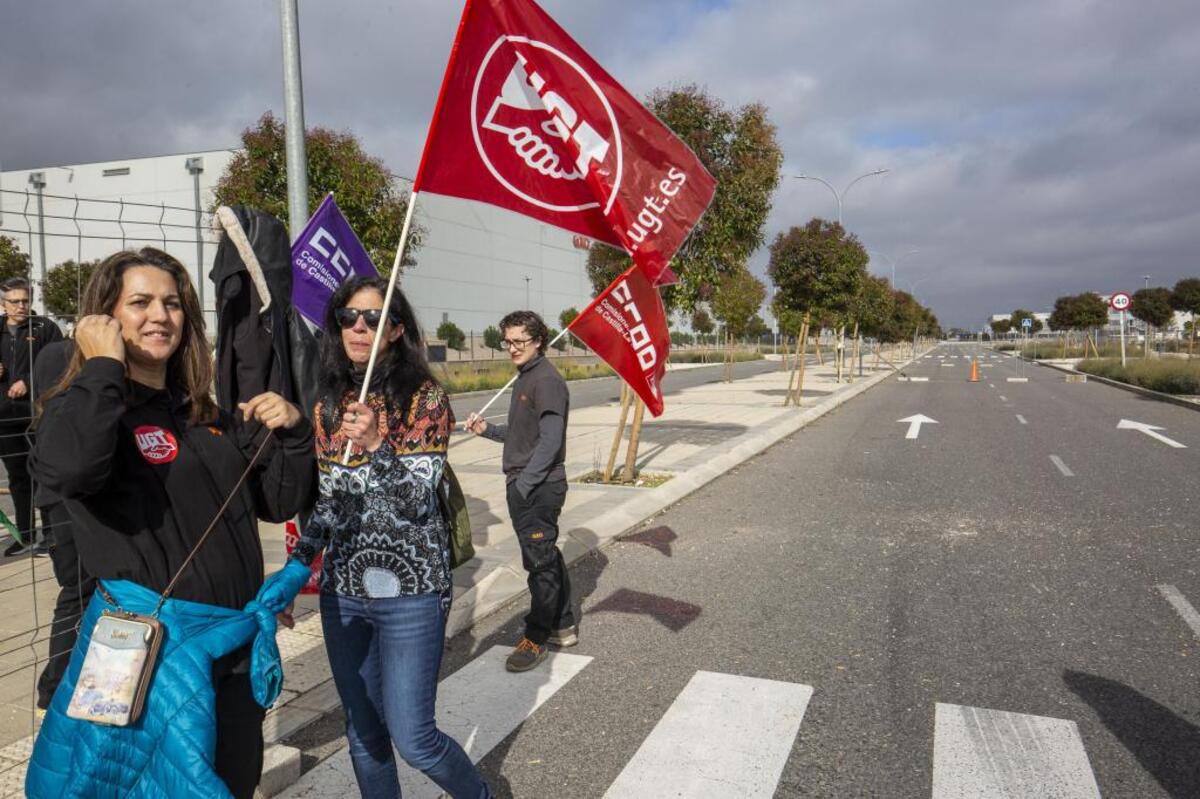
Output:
[290,194,378,326]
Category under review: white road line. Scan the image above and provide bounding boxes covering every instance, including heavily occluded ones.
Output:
[932,703,1100,798]
[1157,585,1200,640]
[988,383,995,388]
[1050,455,1074,477]
[604,672,812,798]
[279,647,593,798]
[1016,414,1027,425]
[998,395,1008,402]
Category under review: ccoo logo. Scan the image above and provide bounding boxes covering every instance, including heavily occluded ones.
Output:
[471,36,623,215]
[133,425,179,464]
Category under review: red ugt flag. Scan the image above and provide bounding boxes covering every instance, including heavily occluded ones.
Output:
[415,0,716,285]
[569,265,669,416]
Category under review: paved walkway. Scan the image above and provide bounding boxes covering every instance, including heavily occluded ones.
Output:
[0,345,916,796]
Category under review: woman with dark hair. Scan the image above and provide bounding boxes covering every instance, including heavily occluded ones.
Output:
[289,276,490,798]
[27,247,315,798]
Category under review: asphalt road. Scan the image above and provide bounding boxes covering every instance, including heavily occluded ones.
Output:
[436,342,1199,797]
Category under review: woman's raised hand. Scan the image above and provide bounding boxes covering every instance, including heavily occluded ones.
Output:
[75,315,125,362]
[340,401,383,453]
[239,392,303,430]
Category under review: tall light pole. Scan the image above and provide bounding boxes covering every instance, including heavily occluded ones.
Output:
[27,172,47,295]
[793,168,889,225]
[524,275,531,309]
[185,157,205,319]
[279,0,309,240]
[870,248,920,288]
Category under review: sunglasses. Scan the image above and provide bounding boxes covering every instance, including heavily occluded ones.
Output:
[335,308,394,330]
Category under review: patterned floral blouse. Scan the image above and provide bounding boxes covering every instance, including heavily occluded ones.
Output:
[292,381,454,600]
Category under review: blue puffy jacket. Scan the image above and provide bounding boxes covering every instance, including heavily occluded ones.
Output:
[27,560,311,798]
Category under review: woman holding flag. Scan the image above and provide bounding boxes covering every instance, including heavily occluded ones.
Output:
[288,275,491,799]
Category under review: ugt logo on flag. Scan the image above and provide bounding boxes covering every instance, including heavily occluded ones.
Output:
[417,0,715,286]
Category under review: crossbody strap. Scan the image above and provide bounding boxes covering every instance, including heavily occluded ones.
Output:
[149,431,274,617]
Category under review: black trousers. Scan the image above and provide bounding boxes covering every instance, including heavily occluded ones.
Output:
[36,503,95,709]
[506,480,574,645]
[213,666,267,798]
[0,419,34,542]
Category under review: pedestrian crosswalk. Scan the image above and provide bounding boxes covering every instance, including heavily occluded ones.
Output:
[280,649,1105,798]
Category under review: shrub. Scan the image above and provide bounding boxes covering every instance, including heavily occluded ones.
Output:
[437,321,465,350]
[1076,358,1200,394]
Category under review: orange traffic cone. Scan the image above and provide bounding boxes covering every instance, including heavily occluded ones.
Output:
[969,358,979,382]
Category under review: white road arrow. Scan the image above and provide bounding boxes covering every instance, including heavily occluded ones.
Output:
[1117,419,1187,448]
[899,414,938,440]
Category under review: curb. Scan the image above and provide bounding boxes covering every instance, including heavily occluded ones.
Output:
[1023,358,1200,413]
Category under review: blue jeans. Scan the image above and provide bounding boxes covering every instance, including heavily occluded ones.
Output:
[320,592,491,799]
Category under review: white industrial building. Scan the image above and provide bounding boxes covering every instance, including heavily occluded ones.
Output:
[0,149,595,336]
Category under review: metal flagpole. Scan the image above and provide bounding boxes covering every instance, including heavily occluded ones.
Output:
[341,193,420,462]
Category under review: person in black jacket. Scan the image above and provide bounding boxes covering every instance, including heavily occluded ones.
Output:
[31,339,92,710]
[0,277,62,556]
[30,247,315,798]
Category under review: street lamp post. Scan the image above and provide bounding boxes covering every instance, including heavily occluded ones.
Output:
[870,248,920,288]
[185,157,205,321]
[793,169,889,226]
[524,275,531,309]
[27,172,47,292]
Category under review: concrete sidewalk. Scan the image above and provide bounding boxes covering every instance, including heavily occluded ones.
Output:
[0,345,915,796]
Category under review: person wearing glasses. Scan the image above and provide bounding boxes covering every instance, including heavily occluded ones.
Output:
[0,277,62,557]
[464,310,576,673]
[288,276,490,799]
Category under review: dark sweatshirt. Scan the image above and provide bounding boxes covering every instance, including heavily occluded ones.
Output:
[480,353,569,497]
[0,315,62,421]
[30,357,316,609]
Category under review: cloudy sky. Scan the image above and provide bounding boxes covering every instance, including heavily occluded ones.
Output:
[3,0,1198,327]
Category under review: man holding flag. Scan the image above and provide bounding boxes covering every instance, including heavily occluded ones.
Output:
[466,310,575,672]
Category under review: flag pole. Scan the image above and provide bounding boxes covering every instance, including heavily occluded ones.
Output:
[464,327,571,428]
[341,192,420,463]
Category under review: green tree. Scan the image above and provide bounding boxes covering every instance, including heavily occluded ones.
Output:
[1009,309,1043,335]
[546,327,567,352]
[746,314,770,340]
[43,259,100,318]
[437,321,465,351]
[852,274,895,340]
[690,308,715,345]
[483,325,503,352]
[991,318,1013,337]
[0,236,32,284]
[559,307,580,349]
[711,267,766,339]
[1130,287,1174,357]
[586,85,783,311]
[1170,278,1200,357]
[213,112,421,276]
[767,219,868,327]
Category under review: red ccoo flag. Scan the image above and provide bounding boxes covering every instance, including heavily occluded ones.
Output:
[416,0,715,285]
[568,265,669,416]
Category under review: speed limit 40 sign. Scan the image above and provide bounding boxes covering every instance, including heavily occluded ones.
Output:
[1110,292,1131,311]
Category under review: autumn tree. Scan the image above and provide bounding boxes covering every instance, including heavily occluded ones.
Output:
[43,259,100,318]
[586,85,783,311]
[213,112,421,276]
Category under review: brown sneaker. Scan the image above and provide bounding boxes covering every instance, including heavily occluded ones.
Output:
[547,625,579,647]
[505,637,548,672]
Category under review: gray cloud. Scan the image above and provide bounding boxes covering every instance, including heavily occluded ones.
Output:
[3,0,1197,326]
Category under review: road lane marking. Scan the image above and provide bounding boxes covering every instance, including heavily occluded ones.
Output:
[1016,414,1027,425]
[988,383,995,388]
[1157,585,1200,640]
[1007,377,1029,383]
[898,414,938,439]
[932,703,1100,798]
[998,395,1008,402]
[1117,419,1187,448]
[278,647,593,798]
[604,672,813,799]
[1050,455,1074,477]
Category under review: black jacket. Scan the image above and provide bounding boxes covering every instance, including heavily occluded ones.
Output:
[210,206,319,419]
[0,315,63,420]
[29,357,316,609]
